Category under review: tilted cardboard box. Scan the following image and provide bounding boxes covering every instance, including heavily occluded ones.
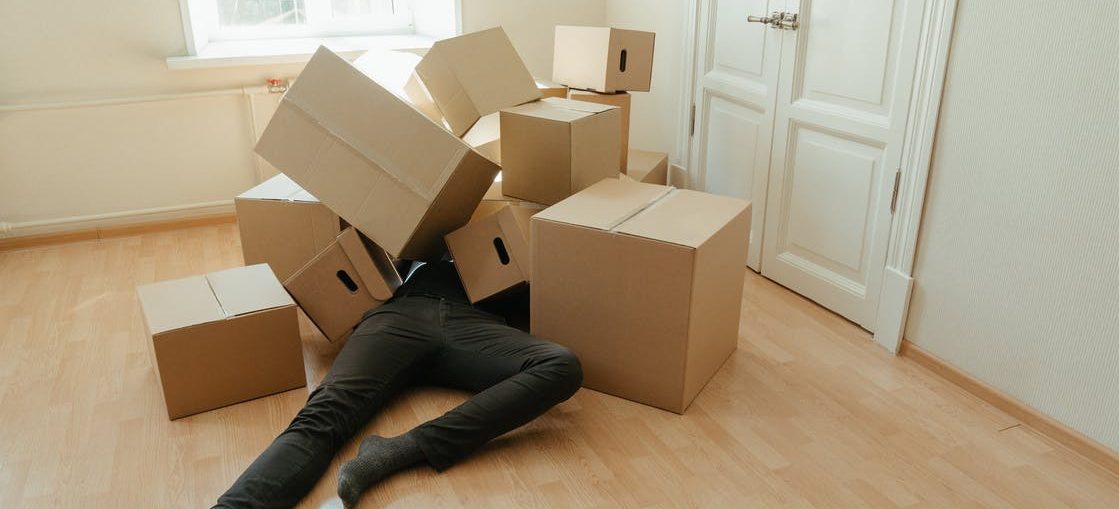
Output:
[256,47,500,260]
[137,264,304,420]
[567,89,631,168]
[351,49,445,128]
[416,27,541,136]
[531,178,751,414]
[553,26,655,93]
[284,228,401,343]
[500,97,622,205]
[235,173,346,281]
[625,149,668,185]
[446,202,545,303]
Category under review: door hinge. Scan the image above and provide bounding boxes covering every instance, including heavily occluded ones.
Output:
[889,169,901,213]
[689,103,696,137]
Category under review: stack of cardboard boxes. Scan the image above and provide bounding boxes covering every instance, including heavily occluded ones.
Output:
[137,26,750,419]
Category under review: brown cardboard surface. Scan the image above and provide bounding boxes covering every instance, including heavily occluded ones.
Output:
[284,228,401,343]
[415,28,540,136]
[446,203,543,303]
[501,97,622,205]
[255,47,500,260]
[530,179,750,413]
[352,49,445,127]
[535,78,568,98]
[568,90,630,168]
[553,26,655,93]
[625,149,668,184]
[235,174,344,281]
[462,112,501,164]
[136,264,303,419]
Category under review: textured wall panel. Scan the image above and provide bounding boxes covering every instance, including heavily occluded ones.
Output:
[907,1,1119,451]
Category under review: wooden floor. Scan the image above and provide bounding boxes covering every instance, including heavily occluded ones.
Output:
[2,224,1118,508]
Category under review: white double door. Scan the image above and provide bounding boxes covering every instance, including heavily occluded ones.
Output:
[688,0,925,330]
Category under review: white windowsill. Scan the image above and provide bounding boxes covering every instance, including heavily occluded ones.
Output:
[166,34,436,70]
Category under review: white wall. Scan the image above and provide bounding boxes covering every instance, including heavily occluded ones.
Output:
[605,0,689,160]
[0,0,606,232]
[906,1,1119,451]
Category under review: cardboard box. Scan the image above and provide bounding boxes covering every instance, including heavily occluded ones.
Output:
[446,203,545,303]
[235,173,346,281]
[137,264,304,420]
[463,112,501,165]
[531,178,751,413]
[567,89,631,168]
[416,27,541,136]
[625,149,668,185]
[470,178,543,221]
[351,49,445,127]
[553,26,656,93]
[536,78,568,98]
[256,47,500,260]
[284,228,401,343]
[500,97,622,205]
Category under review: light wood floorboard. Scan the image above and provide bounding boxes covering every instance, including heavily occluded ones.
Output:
[1,224,1117,508]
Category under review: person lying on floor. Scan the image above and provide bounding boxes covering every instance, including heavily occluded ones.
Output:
[213,260,583,509]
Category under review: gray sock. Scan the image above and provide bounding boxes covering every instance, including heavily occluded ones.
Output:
[337,433,426,507]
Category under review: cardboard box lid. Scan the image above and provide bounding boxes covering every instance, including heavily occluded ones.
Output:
[502,97,616,124]
[533,177,671,231]
[617,189,749,248]
[237,173,319,203]
[462,112,500,154]
[276,46,467,203]
[137,264,294,335]
[416,27,541,136]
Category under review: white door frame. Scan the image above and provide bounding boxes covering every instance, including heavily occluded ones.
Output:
[676,0,960,353]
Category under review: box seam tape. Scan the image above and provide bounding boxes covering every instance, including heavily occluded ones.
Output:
[606,187,676,232]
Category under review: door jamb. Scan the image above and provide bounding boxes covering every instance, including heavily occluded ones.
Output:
[674,0,960,353]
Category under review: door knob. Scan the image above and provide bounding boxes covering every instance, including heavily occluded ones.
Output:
[746,12,782,26]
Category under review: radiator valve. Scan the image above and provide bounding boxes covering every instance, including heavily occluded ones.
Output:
[267,79,289,94]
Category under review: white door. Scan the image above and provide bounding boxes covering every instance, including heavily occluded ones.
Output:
[761,0,924,329]
[688,0,785,270]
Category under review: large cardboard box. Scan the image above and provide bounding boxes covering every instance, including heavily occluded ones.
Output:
[446,202,545,303]
[416,27,541,136]
[284,228,401,343]
[531,178,751,413]
[256,47,500,260]
[567,89,631,168]
[625,149,668,185]
[500,97,622,205]
[553,26,656,93]
[235,173,345,281]
[137,264,304,420]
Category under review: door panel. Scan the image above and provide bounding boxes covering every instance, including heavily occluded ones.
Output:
[762,0,924,329]
[690,0,784,270]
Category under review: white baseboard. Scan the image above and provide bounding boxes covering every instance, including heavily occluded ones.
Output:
[0,200,235,238]
[873,267,914,353]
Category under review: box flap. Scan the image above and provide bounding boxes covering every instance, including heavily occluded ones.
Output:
[502,97,612,123]
[237,173,319,203]
[137,276,226,335]
[352,49,446,127]
[547,97,616,114]
[533,178,671,231]
[416,27,541,136]
[206,264,294,317]
[336,228,396,301]
[615,189,750,248]
[462,112,500,153]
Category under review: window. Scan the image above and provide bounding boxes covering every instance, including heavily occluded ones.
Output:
[172,0,457,67]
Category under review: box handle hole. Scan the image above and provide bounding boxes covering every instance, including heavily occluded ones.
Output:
[336,270,359,293]
[493,237,511,265]
[619,49,628,72]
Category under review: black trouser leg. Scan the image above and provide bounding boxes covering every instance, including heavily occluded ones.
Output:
[213,299,442,509]
[412,303,583,470]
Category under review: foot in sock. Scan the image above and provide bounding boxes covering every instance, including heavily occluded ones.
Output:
[337,433,425,507]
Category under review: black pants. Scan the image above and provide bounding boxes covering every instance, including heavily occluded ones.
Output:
[214,294,583,508]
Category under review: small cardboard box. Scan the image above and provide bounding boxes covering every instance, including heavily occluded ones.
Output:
[256,47,500,260]
[235,173,346,281]
[284,228,401,343]
[553,26,655,93]
[500,97,622,205]
[625,149,668,185]
[536,78,568,98]
[446,202,545,303]
[416,27,541,136]
[531,178,751,414]
[137,264,304,420]
[567,89,631,168]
